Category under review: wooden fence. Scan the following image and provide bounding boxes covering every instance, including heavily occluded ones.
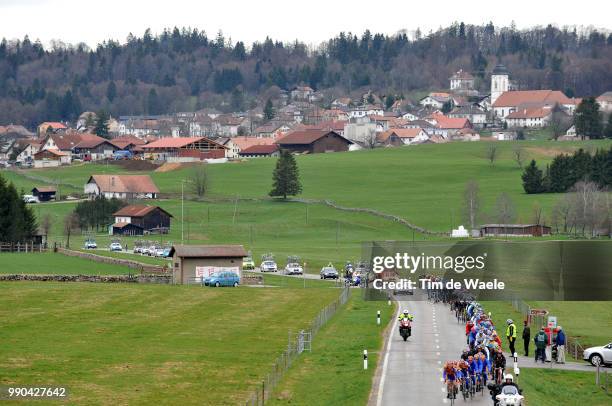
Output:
[0,242,47,253]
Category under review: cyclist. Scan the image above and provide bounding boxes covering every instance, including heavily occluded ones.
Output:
[467,355,478,390]
[491,348,506,383]
[458,360,471,394]
[478,352,490,385]
[443,361,458,399]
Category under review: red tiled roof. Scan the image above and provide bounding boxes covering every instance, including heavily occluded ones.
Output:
[40,122,67,130]
[170,244,247,258]
[426,114,471,129]
[276,130,351,145]
[239,144,279,155]
[231,136,277,150]
[88,175,160,194]
[142,137,225,149]
[381,128,427,139]
[74,135,116,149]
[493,90,573,108]
[113,204,172,218]
[506,107,552,119]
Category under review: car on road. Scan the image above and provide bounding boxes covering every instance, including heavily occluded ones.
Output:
[284,262,303,275]
[204,271,240,287]
[23,195,39,203]
[583,342,612,366]
[84,240,97,249]
[154,247,165,257]
[320,264,339,279]
[260,260,278,272]
[109,242,123,252]
[242,256,255,270]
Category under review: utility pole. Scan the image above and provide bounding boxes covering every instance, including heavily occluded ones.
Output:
[181,181,184,244]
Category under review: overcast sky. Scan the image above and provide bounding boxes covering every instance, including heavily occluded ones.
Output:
[1,0,610,47]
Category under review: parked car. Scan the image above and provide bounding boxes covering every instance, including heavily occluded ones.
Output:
[147,245,157,256]
[133,245,142,254]
[155,247,165,257]
[242,256,255,270]
[84,240,97,249]
[109,242,123,252]
[320,264,339,279]
[583,343,612,366]
[140,246,149,255]
[204,271,240,287]
[23,195,38,203]
[161,247,172,258]
[260,260,278,272]
[285,262,303,275]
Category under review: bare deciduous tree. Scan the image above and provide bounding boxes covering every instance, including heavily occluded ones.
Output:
[462,180,481,229]
[494,192,516,236]
[189,164,209,198]
[485,144,498,166]
[513,146,526,169]
[570,181,607,238]
[363,129,377,149]
[63,212,79,248]
[40,214,53,238]
[531,202,544,225]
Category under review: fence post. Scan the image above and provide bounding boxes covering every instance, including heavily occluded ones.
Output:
[261,380,265,406]
[363,349,368,370]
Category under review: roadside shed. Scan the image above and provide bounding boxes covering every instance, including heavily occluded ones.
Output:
[169,245,247,284]
[31,186,57,202]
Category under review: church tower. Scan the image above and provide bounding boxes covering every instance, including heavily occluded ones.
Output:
[491,64,509,105]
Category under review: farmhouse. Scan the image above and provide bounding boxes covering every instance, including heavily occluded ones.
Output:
[72,137,119,160]
[276,130,352,154]
[492,90,577,119]
[33,149,71,167]
[596,91,612,112]
[449,69,475,92]
[141,137,226,161]
[378,128,429,145]
[479,224,551,237]
[505,106,552,128]
[37,121,67,136]
[85,175,159,199]
[448,105,487,127]
[31,186,56,202]
[111,205,172,235]
[170,245,247,284]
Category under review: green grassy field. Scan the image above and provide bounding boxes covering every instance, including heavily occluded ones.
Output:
[519,369,611,406]
[269,292,395,405]
[36,199,425,272]
[0,282,340,405]
[0,252,132,275]
[4,139,611,232]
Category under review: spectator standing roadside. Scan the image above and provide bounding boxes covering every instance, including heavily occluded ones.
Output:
[534,327,548,363]
[506,319,517,356]
[522,320,531,356]
[556,326,566,364]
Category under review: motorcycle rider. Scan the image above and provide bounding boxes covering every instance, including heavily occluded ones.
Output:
[398,309,414,322]
[489,374,522,405]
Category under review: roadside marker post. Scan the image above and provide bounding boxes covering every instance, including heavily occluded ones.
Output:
[513,352,520,382]
[363,350,368,370]
[377,310,381,326]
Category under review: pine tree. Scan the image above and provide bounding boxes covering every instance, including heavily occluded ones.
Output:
[0,174,37,243]
[574,97,603,139]
[94,110,110,138]
[521,160,545,194]
[604,114,612,139]
[269,149,302,199]
[264,98,275,120]
[106,81,117,102]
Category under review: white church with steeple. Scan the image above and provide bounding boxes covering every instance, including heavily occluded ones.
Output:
[490,64,510,105]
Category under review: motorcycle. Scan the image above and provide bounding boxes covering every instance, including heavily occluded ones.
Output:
[399,317,412,341]
[487,384,524,406]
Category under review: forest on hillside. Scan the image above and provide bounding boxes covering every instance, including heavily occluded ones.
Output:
[0,22,611,128]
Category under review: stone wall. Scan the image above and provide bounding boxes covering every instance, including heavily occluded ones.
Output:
[0,274,172,284]
[57,248,167,273]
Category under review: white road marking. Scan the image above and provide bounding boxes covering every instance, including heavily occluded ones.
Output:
[376,304,400,406]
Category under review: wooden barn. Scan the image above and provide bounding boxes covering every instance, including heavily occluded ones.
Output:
[276,130,352,154]
[111,205,172,235]
[479,224,552,237]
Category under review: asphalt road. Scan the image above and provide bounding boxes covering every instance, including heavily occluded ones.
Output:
[249,267,330,280]
[375,297,491,406]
